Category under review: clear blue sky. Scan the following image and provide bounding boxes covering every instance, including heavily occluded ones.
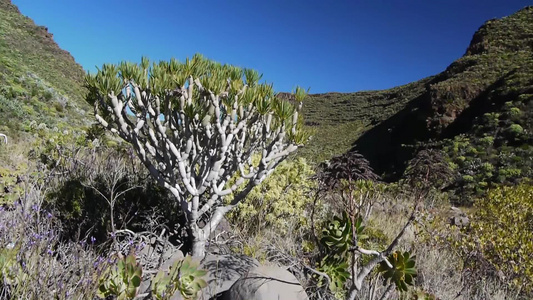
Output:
[12,0,528,93]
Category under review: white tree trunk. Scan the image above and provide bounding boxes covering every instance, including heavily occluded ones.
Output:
[191,236,207,257]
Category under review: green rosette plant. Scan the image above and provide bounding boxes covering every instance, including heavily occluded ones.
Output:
[378,251,417,292]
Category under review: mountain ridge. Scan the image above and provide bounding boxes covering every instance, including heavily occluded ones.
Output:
[0,0,90,138]
[300,5,533,201]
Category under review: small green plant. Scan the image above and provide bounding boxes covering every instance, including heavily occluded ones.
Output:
[318,212,367,294]
[318,257,350,294]
[97,253,142,300]
[0,245,28,289]
[152,256,207,300]
[320,211,354,256]
[317,212,351,292]
[378,251,417,292]
[507,123,524,136]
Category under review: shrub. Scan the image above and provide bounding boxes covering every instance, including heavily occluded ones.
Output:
[227,157,316,235]
[0,182,110,299]
[459,184,533,295]
[403,149,453,190]
[506,123,524,136]
[508,107,522,118]
[479,136,494,146]
[45,147,181,244]
[319,151,380,190]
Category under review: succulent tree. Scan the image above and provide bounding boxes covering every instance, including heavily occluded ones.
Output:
[85,54,307,256]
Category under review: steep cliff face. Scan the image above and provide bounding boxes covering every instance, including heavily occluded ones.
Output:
[0,0,90,134]
[426,6,533,135]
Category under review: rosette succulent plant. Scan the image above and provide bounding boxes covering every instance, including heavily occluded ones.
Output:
[378,250,417,292]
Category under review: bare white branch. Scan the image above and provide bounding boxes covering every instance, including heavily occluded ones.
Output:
[0,133,7,144]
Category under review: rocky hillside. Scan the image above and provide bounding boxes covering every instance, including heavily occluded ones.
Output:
[301,6,533,201]
[0,0,90,138]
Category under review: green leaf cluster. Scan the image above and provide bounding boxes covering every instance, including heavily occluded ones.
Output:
[320,212,356,256]
[85,54,309,145]
[378,251,417,292]
[97,254,143,300]
[317,212,366,294]
[152,256,207,300]
[227,157,316,235]
[317,212,355,293]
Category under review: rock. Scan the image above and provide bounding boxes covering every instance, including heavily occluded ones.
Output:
[160,249,184,271]
[200,254,260,299]
[451,215,470,226]
[168,254,259,300]
[449,207,470,227]
[223,265,309,300]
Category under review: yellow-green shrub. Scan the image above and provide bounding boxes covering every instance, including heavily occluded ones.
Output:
[462,184,533,293]
[227,157,317,235]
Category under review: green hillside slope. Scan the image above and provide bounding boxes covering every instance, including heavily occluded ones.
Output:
[301,6,533,202]
[298,77,434,162]
[0,0,90,137]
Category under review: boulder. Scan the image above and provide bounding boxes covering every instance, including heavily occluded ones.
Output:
[168,254,259,300]
[223,265,309,300]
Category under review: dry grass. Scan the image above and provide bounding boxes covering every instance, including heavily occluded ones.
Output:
[221,186,523,300]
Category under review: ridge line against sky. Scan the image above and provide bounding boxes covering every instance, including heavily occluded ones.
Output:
[12,0,529,93]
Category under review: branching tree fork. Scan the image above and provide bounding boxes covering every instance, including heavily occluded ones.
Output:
[85,54,307,256]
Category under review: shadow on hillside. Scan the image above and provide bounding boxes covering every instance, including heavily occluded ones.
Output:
[441,69,523,138]
[349,84,434,181]
[349,70,519,181]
